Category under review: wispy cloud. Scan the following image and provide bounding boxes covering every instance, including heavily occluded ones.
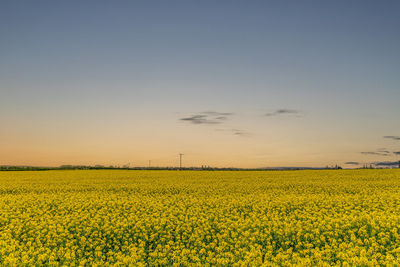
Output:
[345,162,360,165]
[394,152,400,155]
[202,111,233,116]
[180,111,233,125]
[216,128,250,137]
[181,115,221,124]
[361,151,391,156]
[265,109,302,117]
[361,148,392,156]
[180,112,250,137]
[384,136,400,141]
[232,129,249,137]
[374,161,399,166]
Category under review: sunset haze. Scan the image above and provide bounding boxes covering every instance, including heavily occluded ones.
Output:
[1,1,399,168]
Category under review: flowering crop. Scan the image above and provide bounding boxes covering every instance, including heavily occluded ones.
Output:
[0,169,400,266]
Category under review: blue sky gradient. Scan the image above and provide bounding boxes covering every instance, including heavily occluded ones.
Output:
[1,1,399,167]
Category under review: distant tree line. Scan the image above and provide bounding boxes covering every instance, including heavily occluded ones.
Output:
[0,165,348,171]
[0,166,55,171]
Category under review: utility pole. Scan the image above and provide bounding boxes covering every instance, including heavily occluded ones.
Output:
[149,160,151,168]
[179,153,184,169]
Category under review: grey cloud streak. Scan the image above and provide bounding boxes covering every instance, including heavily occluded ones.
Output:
[180,111,233,125]
[361,151,391,156]
[345,162,360,165]
[384,136,400,141]
[202,111,233,116]
[374,161,399,166]
[361,148,399,157]
[265,109,301,117]
[216,128,250,137]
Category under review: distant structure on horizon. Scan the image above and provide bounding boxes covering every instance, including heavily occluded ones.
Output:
[179,153,184,169]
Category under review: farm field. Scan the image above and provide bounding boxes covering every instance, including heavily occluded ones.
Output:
[1,170,400,266]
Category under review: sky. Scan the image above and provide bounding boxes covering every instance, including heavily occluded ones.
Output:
[1,0,399,168]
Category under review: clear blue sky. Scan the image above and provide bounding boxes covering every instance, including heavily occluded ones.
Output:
[1,1,399,167]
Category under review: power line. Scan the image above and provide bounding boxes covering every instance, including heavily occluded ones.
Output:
[179,153,184,169]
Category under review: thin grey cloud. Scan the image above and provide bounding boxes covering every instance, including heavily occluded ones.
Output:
[345,162,360,165]
[377,148,391,154]
[394,151,400,155]
[180,111,233,125]
[265,109,301,117]
[231,129,250,137]
[374,161,399,167]
[361,151,391,156]
[216,128,250,137]
[384,136,400,141]
[202,111,234,116]
[181,115,215,124]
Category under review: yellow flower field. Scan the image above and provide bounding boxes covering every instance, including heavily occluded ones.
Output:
[0,170,400,266]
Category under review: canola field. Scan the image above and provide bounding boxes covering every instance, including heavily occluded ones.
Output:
[0,170,400,266]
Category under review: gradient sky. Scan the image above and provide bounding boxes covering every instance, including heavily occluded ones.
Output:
[1,0,400,168]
